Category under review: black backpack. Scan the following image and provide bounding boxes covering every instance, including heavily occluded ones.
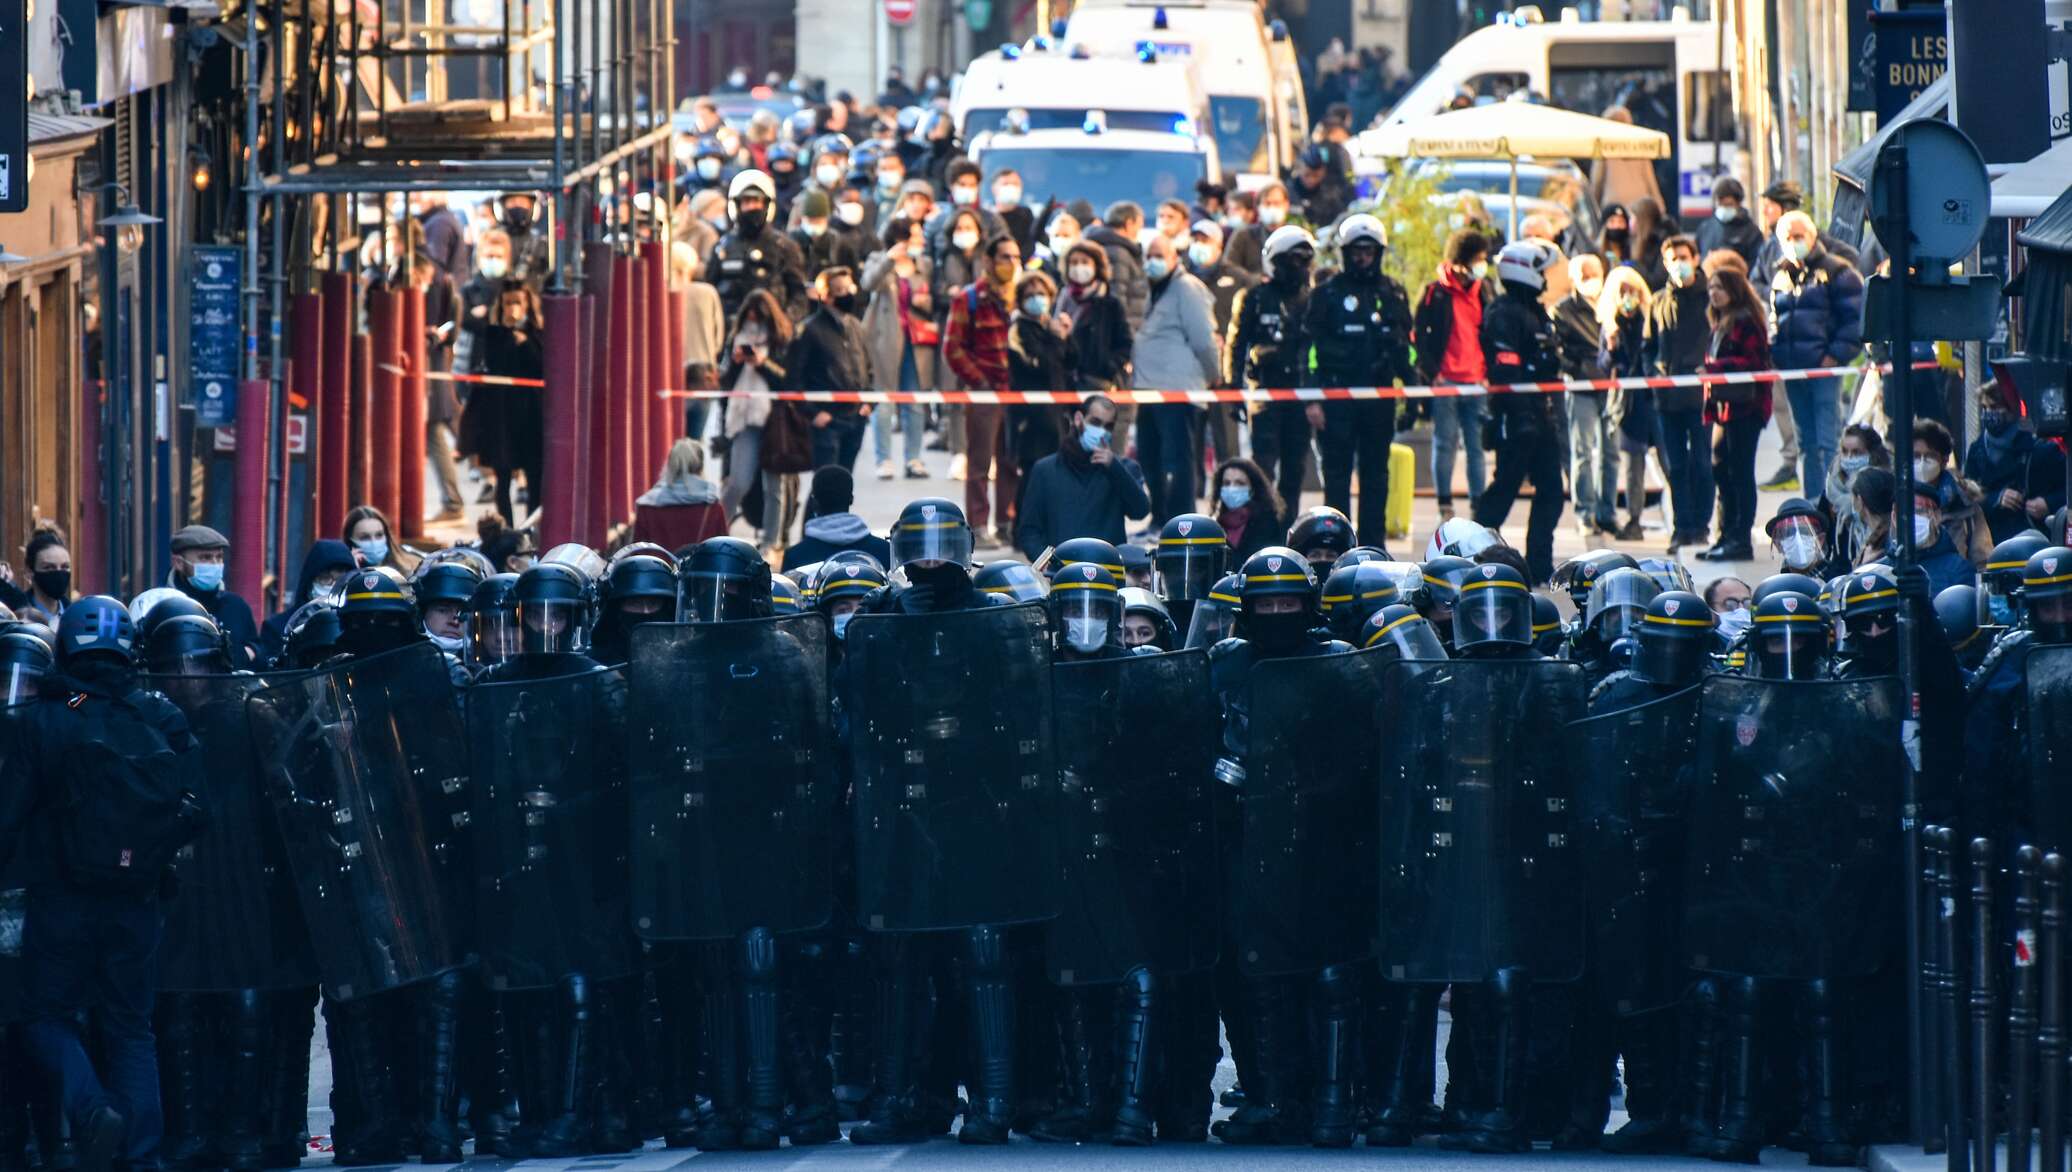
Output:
[57,689,205,893]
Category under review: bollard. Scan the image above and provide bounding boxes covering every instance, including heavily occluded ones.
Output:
[2041,853,2066,1172]
[1926,823,1949,1151]
[1937,828,1973,1172]
[2014,847,2043,1172]
[1976,838,2000,1172]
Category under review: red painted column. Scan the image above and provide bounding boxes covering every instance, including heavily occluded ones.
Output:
[609,254,636,529]
[231,378,271,606]
[643,241,672,470]
[350,332,374,512]
[626,253,650,502]
[667,287,689,441]
[293,290,327,543]
[399,286,428,538]
[319,272,353,534]
[368,286,403,525]
[583,244,615,545]
[542,294,583,547]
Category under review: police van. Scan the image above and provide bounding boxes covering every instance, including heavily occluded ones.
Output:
[950,44,1210,144]
[1062,0,1309,188]
[967,121,1222,219]
[1376,8,1732,219]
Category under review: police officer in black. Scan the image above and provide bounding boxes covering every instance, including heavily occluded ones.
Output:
[590,552,679,666]
[1303,214,1414,544]
[1227,226,1319,514]
[707,169,810,322]
[0,595,206,1172]
[1472,241,1568,586]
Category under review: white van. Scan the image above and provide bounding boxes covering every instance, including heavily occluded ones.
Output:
[967,124,1222,217]
[950,47,1210,144]
[1062,0,1309,187]
[1375,9,1733,219]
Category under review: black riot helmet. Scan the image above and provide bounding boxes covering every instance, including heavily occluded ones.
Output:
[1360,603,1448,663]
[281,601,342,668]
[414,561,484,615]
[142,613,230,676]
[1051,536,1125,578]
[0,625,54,704]
[815,558,887,641]
[514,564,592,655]
[1752,572,1825,608]
[1934,584,1991,668]
[1552,549,1641,611]
[1452,562,1534,655]
[1633,590,1714,686]
[467,573,521,668]
[1319,562,1401,645]
[336,568,423,656]
[770,573,805,615]
[135,591,211,642]
[974,560,1048,602]
[891,496,974,570]
[603,554,679,622]
[1584,567,1659,648]
[1286,506,1356,569]
[1048,562,1123,656]
[1154,514,1227,602]
[1413,555,1476,643]
[1840,567,1902,670]
[1119,587,1177,651]
[1237,547,1319,652]
[1184,572,1244,649]
[55,595,137,668]
[2024,547,2072,645]
[678,536,774,622]
[1749,591,1829,680]
[1634,556,1696,596]
[1530,594,1565,657]
[1334,546,1389,571]
[1987,531,2049,626]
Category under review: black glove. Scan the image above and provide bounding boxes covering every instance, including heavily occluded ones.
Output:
[1896,562,1932,606]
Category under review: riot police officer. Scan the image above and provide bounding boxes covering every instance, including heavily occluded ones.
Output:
[1152,513,1226,637]
[1747,591,1830,679]
[465,573,521,675]
[591,554,677,665]
[1358,603,1449,662]
[677,538,776,624]
[1412,555,1475,646]
[1182,573,1244,650]
[1287,505,1358,574]
[1118,588,1178,652]
[1227,226,1318,513]
[0,622,53,704]
[707,170,809,321]
[1048,563,1126,661]
[1318,561,1401,645]
[1472,241,1566,585]
[1575,566,1660,683]
[330,568,429,661]
[1304,215,1414,543]
[140,614,232,676]
[1591,590,1715,708]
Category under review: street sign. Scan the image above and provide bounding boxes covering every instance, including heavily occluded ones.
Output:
[1865,275,2000,341]
[884,0,914,25]
[1870,119,1988,264]
[190,244,242,425]
[1,0,27,213]
[1868,8,1945,124]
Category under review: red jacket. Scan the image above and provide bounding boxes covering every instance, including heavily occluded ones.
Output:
[943,281,1013,391]
[1702,313,1774,426]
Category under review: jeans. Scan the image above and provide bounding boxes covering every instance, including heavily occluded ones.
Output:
[1319,402,1397,545]
[1135,404,1200,526]
[812,413,868,472]
[721,426,784,538]
[684,399,714,443]
[427,421,463,511]
[1786,379,1842,499]
[1474,425,1567,585]
[1564,394,1617,524]
[24,887,164,1165]
[1713,414,1765,548]
[1658,408,1715,537]
[1249,401,1313,515]
[1430,398,1489,508]
[872,345,927,464]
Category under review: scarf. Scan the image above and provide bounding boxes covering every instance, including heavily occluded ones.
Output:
[1219,505,1251,552]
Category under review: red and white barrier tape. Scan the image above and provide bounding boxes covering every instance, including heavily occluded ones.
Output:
[419,360,1932,402]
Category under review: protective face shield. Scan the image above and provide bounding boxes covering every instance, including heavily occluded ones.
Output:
[1771,515,1825,571]
[1452,575,1533,652]
[2034,592,2072,646]
[1155,540,1224,601]
[1049,572,1121,655]
[469,606,521,667]
[679,573,769,624]
[1754,627,1827,679]
[517,597,584,655]
[1585,570,1658,648]
[1183,586,1240,649]
[1361,606,1448,662]
[891,511,973,569]
[3,661,42,705]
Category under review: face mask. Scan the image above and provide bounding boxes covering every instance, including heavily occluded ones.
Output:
[32,569,70,600]
[993,185,1022,209]
[1067,262,1095,286]
[1838,453,1870,478]
[1914,456,1942,484]
[1259,205,1288,227]
[878,170,903,192]
[1220,484,1251,510]
[479,257,510,279]
[355,537,390,564]
[188,561,225,592]
[429,632,466,655]
[1714,205,1740,222]
[1914,515,1935,546]
[1619,296,1641,316]
[1080,423,1111,452]
[1246,609,1309,650]
[704,212,730,232]
[1782,237,1812,263]
[832,611,854,640]
[1719,607,1752,637]
[1470,260,1489,281]
[1576,277,1604,302]
[1064,616,1108,653]
[801,220,828,238]
[832,292,864,315]
[951,185,977,207]
[1667,260,1695,285]
[1188,242,1215,269]
[815,164,843,187]
[1779,533,1820,569]
[1990,593,2016,626]
[696,159,722,181]
[952,230,980,252]
[503,207,533,231]
[1983,409,2017,436]
[1144,257,1171,281]
[836,201,867,226]
[1023,295,1050,317]
[734,206,768,236]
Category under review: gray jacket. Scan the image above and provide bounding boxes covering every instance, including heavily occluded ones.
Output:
[1130,271,1220,392]
[860,247,938,391]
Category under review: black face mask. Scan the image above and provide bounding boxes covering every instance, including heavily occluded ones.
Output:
[1343,245,1382,282]
[734,206,769,236]
[502,207,533,232]
[32,569,70,601]
[1246,608,1311,653]
[831,292,863,316]
[1270,254,1312,288]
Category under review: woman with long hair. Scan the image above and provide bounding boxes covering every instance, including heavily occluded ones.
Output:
[341,504,416,574]
[459,282,546,525]
[1598,266,1656,540]
[1699,267,1773,561]
[1210,456,1287,562]
[718,289,797,551]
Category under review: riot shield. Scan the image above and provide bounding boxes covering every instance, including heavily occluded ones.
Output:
[1377,657,1588,985]
[847,604,1060,932]
[1048,651,1218,985]
[247,643,473,1000]
[627,616,834,940]
[1569,686,1701,1014]
[148,673,318,992]
[1682,674,1904,980]
[1232,648,1386,978]
[2027,646,2072,854]
[467,667,637,989]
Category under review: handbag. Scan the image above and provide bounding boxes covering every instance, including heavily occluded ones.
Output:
[761,401,816,474]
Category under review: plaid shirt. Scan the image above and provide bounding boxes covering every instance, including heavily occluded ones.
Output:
[943,281,1013,392]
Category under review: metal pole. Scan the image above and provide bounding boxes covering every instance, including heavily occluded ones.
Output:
[2042,853,2066,1172]
[1976,837,2001,1172]
[1938,827,1973,1172]
[1926,823,1948,1151]
[550,0,566,292]
[242,6,262,384]
[2015,847,2044,1172]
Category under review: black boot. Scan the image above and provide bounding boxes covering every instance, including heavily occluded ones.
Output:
[1028,989,1099,1143]
[330,994,408,1167]
[416,971,464,1163]
[463,988,517,1157]
[1606,1008,1684,1153]
[632,966,669,1142]
[1153,971,1215,1142]
[1444,967,1530,1153]
[1365,983,1437,1146]
[1707,976,1763,1163]
[850,935,927,1145]
[688,948,742,1152]
[1682,977,1724,1156]
[1111,969,1157,1147]
[1553,989,1613,1151]
[524,973,593,1158]
[657,950,701,1148]
[1311,965,1360,1147]
[780,936,840,1146]
[589,980,641,1152]
[958,925,1014,1144]
[1214,977,1305,1144]
[0,1028,30,1172]
[216,990,267,1171]
[828,935,872,1123]
[156,994,214,1172]
[737,929,784,1151]
[263,989,316,1168]
[1799,980,1856,1166]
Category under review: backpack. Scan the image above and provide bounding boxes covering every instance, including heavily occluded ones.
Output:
[57,689,204,892]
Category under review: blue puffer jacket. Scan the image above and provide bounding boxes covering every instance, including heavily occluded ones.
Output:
[1767,247,1865,370]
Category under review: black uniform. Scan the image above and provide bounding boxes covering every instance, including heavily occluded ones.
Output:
[1304,270,1414,543]
[1473,286,1567,584]
[1228,275,1316,515]
[706,224,810,323]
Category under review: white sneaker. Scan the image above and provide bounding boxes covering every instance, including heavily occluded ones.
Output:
[876,459,897,480]
[947,453,968,481]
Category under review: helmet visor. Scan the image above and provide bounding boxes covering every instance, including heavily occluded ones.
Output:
[1156,542,1225,601]
[1363,611,1447,661]
[679,574,767,623]
[469,607,521,666]
[892,517,972,569]
[1754,621,1826,679]
[1453,580,1533,650]
[1051,585,1120,653]
[1183,600,1237,649]
[3,661,45,705]
[517,597,584,655]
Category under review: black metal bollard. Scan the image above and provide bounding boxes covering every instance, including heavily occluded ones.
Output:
[1928,824,1949,1151]
[1940,828,1973,1172]
[2014,847,2044,1172]
[1977,838,2001,1172]
[2040,853,2065,1172]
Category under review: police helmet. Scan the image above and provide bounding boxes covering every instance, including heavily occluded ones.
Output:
[1633,590,1714,687]
[1987,531,2049,622]
[678,537,774,623]
[1051,536,1125,579]
[283,600,343,669]
[1184,572,1244,649]
[1319,562,1401,645]
[338,567,417,639]
[413,561,484,620]
[1118,587,1177,651]
[1934,584,1990,666]
[142,613,229,675]
[1496,239,1555,291]
[1287,506,1356,566]
[467,573,521,669]
[1333,546,1388,571]
[1749,591,1828,680]
[1552,549,1640,611]
[1336,213,1387,251]
[513,564,591,655]
[2025,547,2072,645]
[1360,603,1449,662]
[1452,562,1534,653]
[1634,556,1696,596]
[1261,225,1316,267]
[1531,593,1565,657]
[728,168,779,216]
[891,497,974,570]
[1839,567,1901,638]
[975,560,1048,602]
[1414,555,1476,615]
[54,595,138,667]
[1752,572,1826,607]
[1585,566,1659,646]
[815,559,888,612]
[1049,562,1122,655]
[1,625,55,705]
[770,573,804,615]
[540,543,607,583]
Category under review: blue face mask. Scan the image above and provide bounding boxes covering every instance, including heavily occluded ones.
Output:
[1982,409,2018,436]
[1079,423,1111,452]
[189,561,225,592]
[832,611,854,640]
[1989,593,2017,626]
[1220,484,1251,510]
[355,537,390,565]
[1144,257,1171,281]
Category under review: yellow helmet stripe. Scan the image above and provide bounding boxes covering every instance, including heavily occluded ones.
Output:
[1459,578,1527,593]
[1362,612,1424,647]
[1644,614,1715,627]
[1158,536,1226,546]
[1051,580,1119,593]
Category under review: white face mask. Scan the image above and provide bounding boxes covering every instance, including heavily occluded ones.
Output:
[1914,515,1935,546]
[832,611,854,639]
[696,158,723,181]
[479,257,510,279]
[1914,456,1942,484]
[952,230,980,252]
[1576,277,1604,302]
[1259,204,1288,227]
[1067,262,1095,285]
[951,185,978,206]
[836,201,867,226]
[993,185,1022,209]
[1714,205,1740,222]
[1064,616,1108,653]
[429,631,466,654]
[815,163,843,187]
[1719,607,1752,637]
[1779,533,1820,569]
